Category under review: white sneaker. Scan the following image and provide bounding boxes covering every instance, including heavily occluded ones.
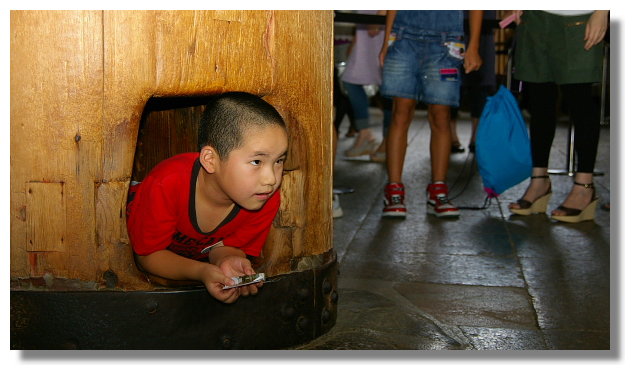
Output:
[333,194,343,218]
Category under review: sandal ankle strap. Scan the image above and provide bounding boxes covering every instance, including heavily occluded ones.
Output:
[530,175,550,179]
[574,181,594,189]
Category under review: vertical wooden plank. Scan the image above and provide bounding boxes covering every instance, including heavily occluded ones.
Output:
[95,181,128,249]
[95,180,143,285]
[102,10,157,182]
[26,182,66,253]
[10,190,28,277]
[11,10,103,280]
[264,11,333,269]
[99,10,160,287]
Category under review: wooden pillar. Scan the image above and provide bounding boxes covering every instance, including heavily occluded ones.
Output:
[10,10,333,290]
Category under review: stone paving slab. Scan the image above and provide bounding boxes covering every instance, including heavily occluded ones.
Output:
[301,109,611,350]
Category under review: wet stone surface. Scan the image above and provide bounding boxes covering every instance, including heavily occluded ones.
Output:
[296,288,466,350]
[300,109,611,350]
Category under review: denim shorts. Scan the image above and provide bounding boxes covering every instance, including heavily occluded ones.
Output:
[381,28,464,107]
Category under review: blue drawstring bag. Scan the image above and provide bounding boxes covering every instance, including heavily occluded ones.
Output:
[475,85,532,197]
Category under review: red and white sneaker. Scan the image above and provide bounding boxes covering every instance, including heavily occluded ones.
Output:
[382,182,407,218]
[427,182,460,217]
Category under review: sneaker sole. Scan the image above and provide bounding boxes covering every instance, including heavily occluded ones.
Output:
[427,206,460,218]
[382,210,407,218]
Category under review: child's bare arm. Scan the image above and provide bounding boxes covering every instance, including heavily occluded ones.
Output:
[135,250,240,303]
[379,10,397,67]
[464,10,483,74]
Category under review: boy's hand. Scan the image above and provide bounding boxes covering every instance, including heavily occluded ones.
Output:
[218,255,263,297]
[199,263,241,303]
[133,250,241,303]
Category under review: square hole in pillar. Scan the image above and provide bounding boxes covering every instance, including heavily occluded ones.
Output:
[132,96,212,181]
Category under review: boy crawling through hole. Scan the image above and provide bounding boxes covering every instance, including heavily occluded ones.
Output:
[126,92,288,303]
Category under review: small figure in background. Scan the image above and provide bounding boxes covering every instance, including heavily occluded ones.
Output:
[379,10,483,218]
[341,10,390,159]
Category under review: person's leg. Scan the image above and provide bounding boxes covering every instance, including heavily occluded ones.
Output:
[333,74,346,136]
[370,97,393,162]
[379,35,420,217]
[552,83,600,216]
[564,83,601,174]
[509,82,557,210]
[381,96,393,140]
[343,82,376,155]
[344,93,358,137]
[416,30,464,217]
[343,82,372,135]
[386,97,417,183]
[381,97,416,217]
[467,85,493,149]
[468,117,478,152]
[528,82,558,168]
[426,103,460,217]
[428,104,453,182]
[332,122,343,218]
[449,107,464,153]
[332,69,351,218]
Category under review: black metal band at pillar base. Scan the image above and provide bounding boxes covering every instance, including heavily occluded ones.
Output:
[10,250,338,350]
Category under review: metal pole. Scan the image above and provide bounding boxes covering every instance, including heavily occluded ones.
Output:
[600,43,609,126]
[548,121,576,176]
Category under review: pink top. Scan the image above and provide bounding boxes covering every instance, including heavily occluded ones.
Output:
[341,10,385,86]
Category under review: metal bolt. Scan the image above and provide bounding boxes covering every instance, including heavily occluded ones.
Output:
[62,339,79,349]
[330,291,339,304]
[297,287,310,300]
[296,315,309,333]
[221,334,233,349]
[321,308,331,324]
[281,304,295,319]
[322,279,332,294]
[146,301,159,315]
[102,270,118,289]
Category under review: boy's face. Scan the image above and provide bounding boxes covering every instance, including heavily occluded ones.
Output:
[214,125,288,211]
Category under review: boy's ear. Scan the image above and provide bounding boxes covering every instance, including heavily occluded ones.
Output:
[199,146,220,173]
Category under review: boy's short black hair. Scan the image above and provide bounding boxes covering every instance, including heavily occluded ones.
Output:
[198,92,286,159]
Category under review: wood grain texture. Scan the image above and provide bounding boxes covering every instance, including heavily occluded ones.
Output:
[11,10,333,289]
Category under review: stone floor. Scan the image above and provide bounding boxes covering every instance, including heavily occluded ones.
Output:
[298,107,613,351]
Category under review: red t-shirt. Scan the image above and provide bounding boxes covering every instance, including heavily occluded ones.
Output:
[126,153,280,261]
